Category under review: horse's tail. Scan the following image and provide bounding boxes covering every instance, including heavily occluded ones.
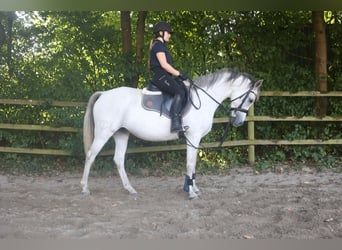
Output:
[83,91,103,155]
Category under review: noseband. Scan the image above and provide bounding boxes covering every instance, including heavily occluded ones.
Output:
[229,85,258,114]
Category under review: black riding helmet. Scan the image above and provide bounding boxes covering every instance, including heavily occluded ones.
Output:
[153,21,173,35]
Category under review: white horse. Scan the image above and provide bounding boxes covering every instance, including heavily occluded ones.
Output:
[81,68,262,199]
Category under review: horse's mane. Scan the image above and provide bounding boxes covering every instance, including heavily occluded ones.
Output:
[194,68,255,89]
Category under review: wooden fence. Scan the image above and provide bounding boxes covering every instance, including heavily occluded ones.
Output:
[1,91,342,164]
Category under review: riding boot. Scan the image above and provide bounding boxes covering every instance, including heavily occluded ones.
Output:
[171,114,183,133]
[170,94,184,133]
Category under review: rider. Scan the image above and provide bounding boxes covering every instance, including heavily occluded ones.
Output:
[149,21,189,134]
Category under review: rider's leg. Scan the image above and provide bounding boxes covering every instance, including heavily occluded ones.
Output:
[170,94,184,133]
[152,72,187,133]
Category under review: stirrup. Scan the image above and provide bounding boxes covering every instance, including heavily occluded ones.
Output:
[183,125,189,131]
[170,121,183,133]
[177,125,189,138]
[171,124,189,133]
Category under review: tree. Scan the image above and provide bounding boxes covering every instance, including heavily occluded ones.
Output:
[0,11,16,78]
[120,11,148,88]
[120,11,132,54]
[133,11,147,88]
[312,11,328,116]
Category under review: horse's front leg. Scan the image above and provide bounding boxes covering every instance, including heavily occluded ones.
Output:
[184,144,201,199]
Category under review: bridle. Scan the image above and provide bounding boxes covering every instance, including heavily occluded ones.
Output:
[189,79,258,118]
[229,84,258,115]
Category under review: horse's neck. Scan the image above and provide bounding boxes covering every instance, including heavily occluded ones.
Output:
[205,84,233,105]
[193,86,229,116]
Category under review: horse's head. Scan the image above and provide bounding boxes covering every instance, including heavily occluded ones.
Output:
[229,79,263,127]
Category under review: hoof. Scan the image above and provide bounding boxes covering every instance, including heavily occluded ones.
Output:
[125,185,137,195]
[189,194,200,200]
[130,192,138,200]
[82,189,90,196]
[189,196,200,200]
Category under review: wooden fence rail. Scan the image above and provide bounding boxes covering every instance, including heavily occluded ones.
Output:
[1,91,342,164]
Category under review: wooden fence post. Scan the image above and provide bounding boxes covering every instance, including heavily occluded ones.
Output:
[248,104,255,165]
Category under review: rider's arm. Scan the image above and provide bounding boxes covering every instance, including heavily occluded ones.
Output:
[156,52,180,77]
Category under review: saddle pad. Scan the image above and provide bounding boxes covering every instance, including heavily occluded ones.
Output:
[141,88,172,118]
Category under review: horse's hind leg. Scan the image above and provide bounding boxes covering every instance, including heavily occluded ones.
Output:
[81,130,112,195]
[113,130,137,195]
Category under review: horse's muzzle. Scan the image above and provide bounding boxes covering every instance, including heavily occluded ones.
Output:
[229,116,244,127]
[229,108,247,127]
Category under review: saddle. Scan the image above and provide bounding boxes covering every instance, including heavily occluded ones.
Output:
[141,81,190,119]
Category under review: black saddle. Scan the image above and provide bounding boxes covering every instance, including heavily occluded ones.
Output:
[141,81,190,119]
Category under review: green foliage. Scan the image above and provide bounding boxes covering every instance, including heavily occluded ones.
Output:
[1,11,342,175]
[197,146,248,174]
[0,153,84,176]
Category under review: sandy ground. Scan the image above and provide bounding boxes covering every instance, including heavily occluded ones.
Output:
[0,167,342,239]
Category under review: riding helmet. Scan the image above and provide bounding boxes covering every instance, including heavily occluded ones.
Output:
[153,21,173,34]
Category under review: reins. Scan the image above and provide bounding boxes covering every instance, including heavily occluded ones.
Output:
[183,79,232,149]
[183,78,256,150]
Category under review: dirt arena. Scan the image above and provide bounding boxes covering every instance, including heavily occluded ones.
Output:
[0,167,342,239]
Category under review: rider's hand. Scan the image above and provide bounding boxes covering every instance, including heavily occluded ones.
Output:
[178,72,189,81]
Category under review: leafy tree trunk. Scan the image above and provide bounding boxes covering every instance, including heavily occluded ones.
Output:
[131,11,147,88]
[6,12,14,77]
[120,11,133,86]
[0,12,15,78]
[120,11,147,88]
[120,11,132,54]
[312,11,328,116]
[0,16,6,55]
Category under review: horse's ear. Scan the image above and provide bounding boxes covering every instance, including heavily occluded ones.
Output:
[255,79,263,88]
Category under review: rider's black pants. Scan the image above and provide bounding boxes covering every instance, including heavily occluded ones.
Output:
[151,69,186,115]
